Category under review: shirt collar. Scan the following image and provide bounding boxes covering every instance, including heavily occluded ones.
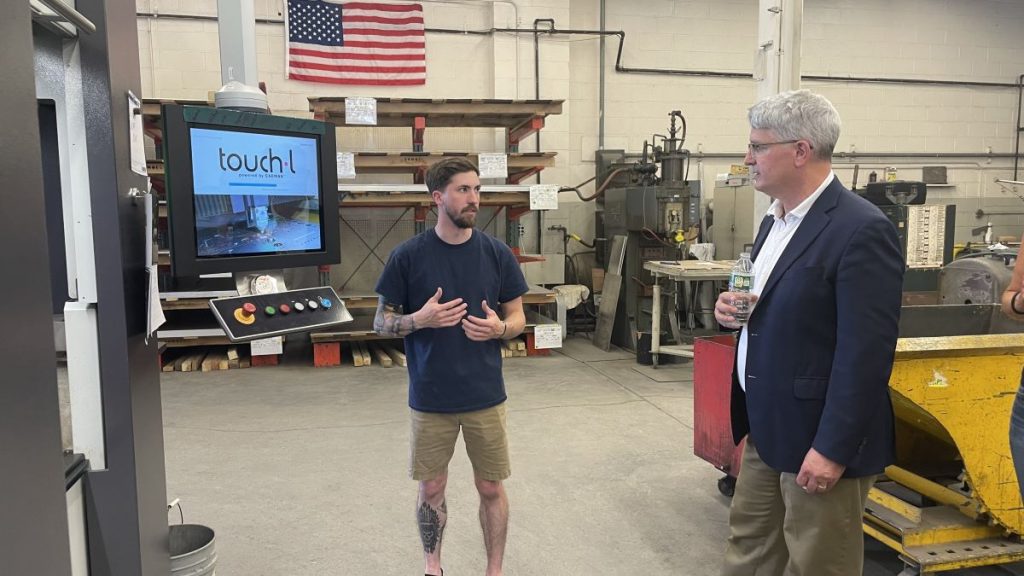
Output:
[766,171,835,222]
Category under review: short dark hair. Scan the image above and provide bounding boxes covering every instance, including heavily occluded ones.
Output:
[425,157,479,194]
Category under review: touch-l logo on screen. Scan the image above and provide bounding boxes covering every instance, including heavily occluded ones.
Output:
[218,148,297,175]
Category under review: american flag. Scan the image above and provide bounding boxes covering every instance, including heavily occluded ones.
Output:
[286,0,426,86]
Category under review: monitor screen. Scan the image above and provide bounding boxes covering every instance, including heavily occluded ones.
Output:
[162,104,340,278]
[190,127,323,258]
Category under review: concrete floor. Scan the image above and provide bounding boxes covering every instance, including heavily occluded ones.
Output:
[158,336,1024,575]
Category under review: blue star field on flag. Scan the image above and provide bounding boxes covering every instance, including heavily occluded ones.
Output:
[288,0,343,47]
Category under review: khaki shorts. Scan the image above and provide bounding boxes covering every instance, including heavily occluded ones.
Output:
[410,403,510,482]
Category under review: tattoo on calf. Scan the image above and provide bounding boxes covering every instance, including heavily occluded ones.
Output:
[418,500,445,553]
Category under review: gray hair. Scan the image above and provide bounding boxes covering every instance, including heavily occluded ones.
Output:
[748,89,841,160]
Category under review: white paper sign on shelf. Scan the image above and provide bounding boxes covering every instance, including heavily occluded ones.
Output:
[345,97,378,125]
[336,152,356,179]
[128,91,148,176]
[478,153,508,179]
[250,336,283,356]
[532,324,562,349]
[529,184,560,210]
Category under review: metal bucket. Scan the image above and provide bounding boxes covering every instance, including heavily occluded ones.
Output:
[170,524,216,576]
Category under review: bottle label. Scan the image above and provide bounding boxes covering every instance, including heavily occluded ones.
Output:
[730,272,752,292]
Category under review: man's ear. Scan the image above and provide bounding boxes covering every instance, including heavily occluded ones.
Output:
[793,140,813,168]
[432,189,443,206]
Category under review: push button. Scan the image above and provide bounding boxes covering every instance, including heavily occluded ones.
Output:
[307,299,319,310]
[279,303,291,314]
[319,297,333,309]
[264,305,277,316]
[233,302,257,325]
[293,301,305,312]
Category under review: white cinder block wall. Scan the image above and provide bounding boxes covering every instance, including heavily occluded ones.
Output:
[137,0,1024,263]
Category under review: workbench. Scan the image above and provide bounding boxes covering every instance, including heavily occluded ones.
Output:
[643,260,733,366]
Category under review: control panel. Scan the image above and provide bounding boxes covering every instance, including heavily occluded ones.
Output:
[208,286,353,343]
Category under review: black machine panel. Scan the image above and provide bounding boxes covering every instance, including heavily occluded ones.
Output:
[209,286,352,342]
[860,181,927,205]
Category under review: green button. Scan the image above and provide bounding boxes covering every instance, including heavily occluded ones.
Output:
[264,305,277,316]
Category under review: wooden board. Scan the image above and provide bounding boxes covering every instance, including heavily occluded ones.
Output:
[339,192,531,208]
[383,344,407,367]
[162,335,234,347]
[149,153,553,182]
[307,97,563,128]
[369,343,393,367]
[337,286,555,310]
[180,352,207,372]
[201,352,228,372]
[352,152,555,174]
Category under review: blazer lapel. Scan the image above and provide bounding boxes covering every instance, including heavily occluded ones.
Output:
[757,181,841,303]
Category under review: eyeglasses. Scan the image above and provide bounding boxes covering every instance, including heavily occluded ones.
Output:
[747,140,805,155]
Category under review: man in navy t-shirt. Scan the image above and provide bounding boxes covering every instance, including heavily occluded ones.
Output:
[374,157,529,576]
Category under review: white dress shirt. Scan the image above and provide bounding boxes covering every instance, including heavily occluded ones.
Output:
[737,171,835,391]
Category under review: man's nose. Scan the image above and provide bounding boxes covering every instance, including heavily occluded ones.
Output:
[744,149,755,165]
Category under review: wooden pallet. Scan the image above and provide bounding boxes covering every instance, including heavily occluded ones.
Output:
[307,97,563,128]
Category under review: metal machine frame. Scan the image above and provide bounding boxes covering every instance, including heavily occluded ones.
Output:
[596,112,703,350]
[6,2,170,574]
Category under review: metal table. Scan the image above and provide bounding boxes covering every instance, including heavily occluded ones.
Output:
[643,260,733,366]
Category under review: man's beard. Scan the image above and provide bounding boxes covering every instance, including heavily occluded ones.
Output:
[446,205,477,229]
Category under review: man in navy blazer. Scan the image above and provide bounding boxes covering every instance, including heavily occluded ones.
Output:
[715,90,904,576]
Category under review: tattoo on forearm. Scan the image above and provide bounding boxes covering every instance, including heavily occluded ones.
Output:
[418,500,446,554]
[373,300,417,336]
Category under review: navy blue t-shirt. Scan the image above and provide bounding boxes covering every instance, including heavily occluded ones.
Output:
[375,229,530,413]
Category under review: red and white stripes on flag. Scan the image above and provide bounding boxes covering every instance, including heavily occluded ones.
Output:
[286,0,426,86]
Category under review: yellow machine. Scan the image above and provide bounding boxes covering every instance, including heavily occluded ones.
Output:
[865,305,1024,573]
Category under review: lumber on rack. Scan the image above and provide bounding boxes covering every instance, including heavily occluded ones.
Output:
[369,343,393,367]
[350,342,364,367]
[202,351,228,372]
[181,352,206,372]
[382,344,407,367]
[358,341,372,366]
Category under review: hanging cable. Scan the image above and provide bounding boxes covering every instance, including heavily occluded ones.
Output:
[559,167,628,202]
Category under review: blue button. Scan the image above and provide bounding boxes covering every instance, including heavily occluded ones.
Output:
[319,297,333,309]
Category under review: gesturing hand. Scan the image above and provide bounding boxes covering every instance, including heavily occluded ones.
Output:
[414,287,467,329]
[462,300,504,341]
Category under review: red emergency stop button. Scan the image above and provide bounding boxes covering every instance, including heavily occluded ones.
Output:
[234,302,257,325]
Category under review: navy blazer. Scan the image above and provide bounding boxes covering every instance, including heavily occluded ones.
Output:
[730,178,904,477]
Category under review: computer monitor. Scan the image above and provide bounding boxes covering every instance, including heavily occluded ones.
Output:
[162,104,339,277]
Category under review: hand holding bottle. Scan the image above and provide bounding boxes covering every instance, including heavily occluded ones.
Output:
[717,252,756,328]
[715,291,759,329]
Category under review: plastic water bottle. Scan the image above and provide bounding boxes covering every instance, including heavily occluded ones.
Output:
[729,252,755,325]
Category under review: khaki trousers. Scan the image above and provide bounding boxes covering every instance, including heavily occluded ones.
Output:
[721,438,874,576]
